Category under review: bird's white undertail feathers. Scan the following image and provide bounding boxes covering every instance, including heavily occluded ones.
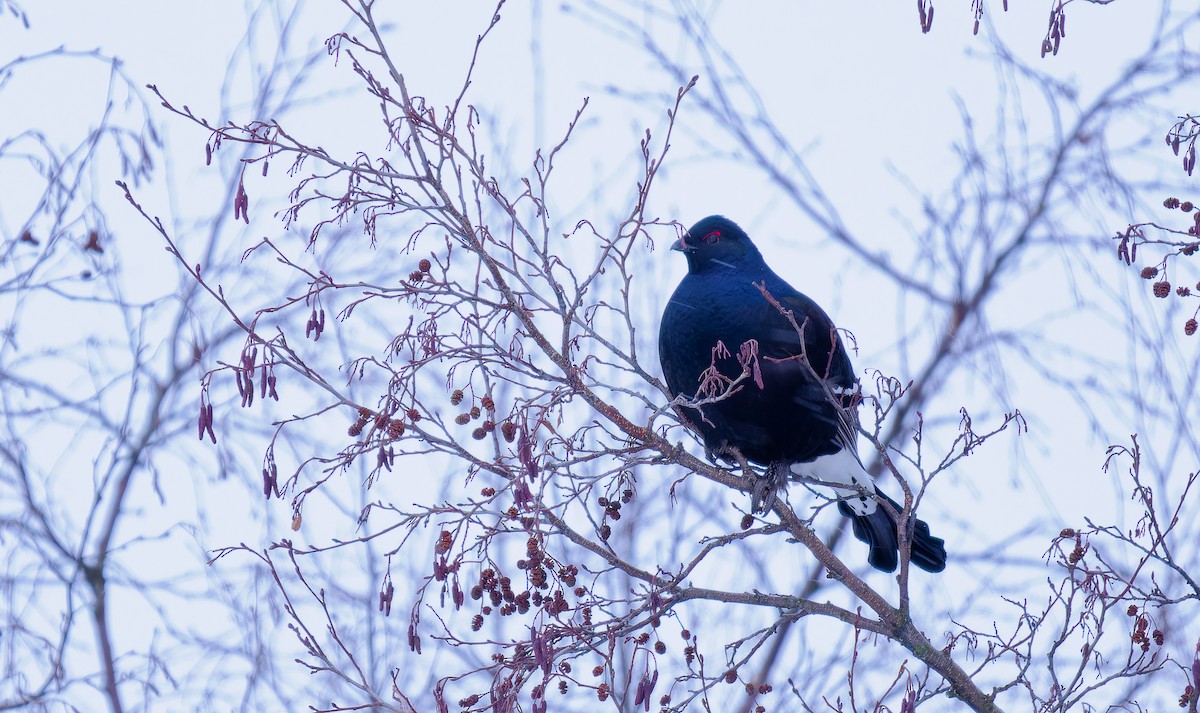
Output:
[789,447,875,515]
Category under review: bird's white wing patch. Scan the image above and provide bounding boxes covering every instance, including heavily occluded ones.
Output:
[789,448,875,515]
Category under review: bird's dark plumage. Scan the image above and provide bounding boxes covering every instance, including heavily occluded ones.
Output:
[658,215,946,573]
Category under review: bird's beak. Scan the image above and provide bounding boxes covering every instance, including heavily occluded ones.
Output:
[671,235,697,253]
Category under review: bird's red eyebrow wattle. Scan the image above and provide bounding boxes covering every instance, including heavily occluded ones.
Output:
[703,230,721,243]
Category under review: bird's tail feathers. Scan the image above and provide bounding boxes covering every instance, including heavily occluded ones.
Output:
[838,489,947,573]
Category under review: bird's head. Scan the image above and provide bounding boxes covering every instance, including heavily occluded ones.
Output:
[671,215,763,274]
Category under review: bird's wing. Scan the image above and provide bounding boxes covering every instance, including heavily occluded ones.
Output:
[752,285,862,453]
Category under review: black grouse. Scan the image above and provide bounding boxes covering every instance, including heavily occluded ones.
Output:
[658,215,946,573]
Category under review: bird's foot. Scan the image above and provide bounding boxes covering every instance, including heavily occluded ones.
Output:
[750,462,790,514]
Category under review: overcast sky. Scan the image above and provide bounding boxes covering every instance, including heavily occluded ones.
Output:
[4,1,1199,710]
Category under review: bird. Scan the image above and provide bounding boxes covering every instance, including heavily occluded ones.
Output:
[658,215,946,573]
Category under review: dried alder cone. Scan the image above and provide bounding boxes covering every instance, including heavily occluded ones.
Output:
[1118,196,1200,334]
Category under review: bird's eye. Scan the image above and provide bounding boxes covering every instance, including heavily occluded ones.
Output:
[702,230,721,244]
